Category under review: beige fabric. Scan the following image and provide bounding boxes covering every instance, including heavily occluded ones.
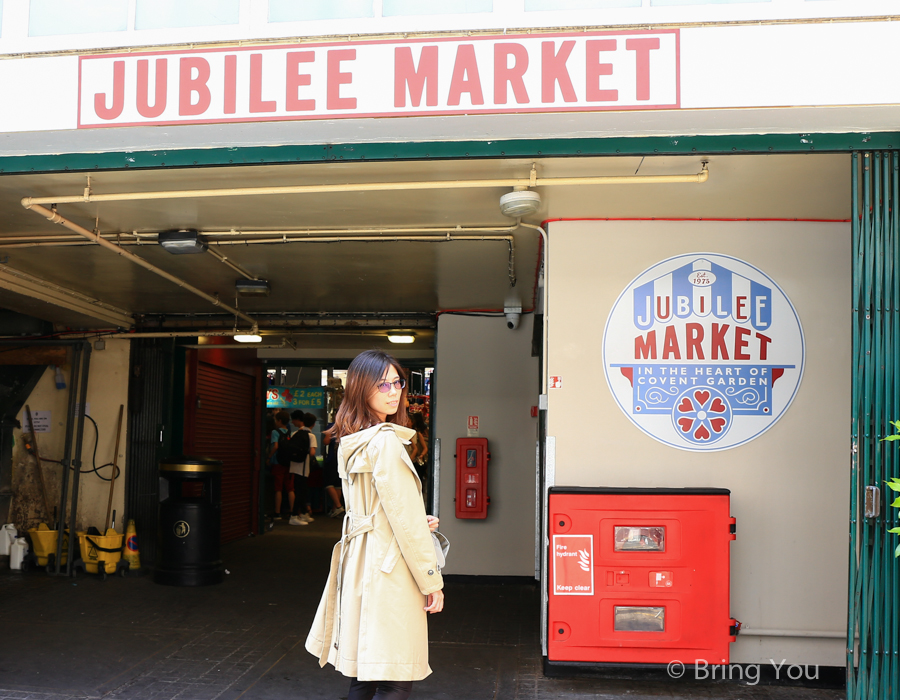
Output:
[305,423,443,682]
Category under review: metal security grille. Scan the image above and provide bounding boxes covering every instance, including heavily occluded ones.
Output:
[194,362,256,543]
[125,338,175,568]
[849,151,900,700]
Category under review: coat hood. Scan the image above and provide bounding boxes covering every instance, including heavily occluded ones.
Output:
[338,423,417,478]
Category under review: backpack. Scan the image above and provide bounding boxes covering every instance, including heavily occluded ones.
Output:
[285,428,311,465]
[275,428,293,467]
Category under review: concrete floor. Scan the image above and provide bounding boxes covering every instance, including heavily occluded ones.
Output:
[0,517,845,700]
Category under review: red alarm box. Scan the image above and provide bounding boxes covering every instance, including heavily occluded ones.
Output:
[548,487,737,667]
[455,438,490,519]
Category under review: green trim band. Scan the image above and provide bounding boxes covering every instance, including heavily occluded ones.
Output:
[0,132,894,175]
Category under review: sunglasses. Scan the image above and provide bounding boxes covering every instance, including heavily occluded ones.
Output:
[375,378,406,393]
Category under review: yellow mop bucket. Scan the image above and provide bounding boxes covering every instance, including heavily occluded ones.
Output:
[27,523,70,567]
[78,529,124,574]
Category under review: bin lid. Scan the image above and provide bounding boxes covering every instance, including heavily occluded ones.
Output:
[160,456,223,473]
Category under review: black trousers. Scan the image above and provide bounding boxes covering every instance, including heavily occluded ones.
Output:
[347,678,413,700]
[292,474,309,515]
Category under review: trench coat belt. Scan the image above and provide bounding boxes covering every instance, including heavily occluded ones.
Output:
[317,512,375,667]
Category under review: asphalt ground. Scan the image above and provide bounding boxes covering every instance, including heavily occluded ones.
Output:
[0,516,845,700]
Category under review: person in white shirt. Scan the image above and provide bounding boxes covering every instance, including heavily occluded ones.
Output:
[289,411,318,525]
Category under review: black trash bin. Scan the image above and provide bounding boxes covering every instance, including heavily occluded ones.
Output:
[154,456,224,586]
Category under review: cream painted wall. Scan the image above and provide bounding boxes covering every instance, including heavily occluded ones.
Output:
[434,314,539,577]
[546,220,850,666]
[9,340,129,532]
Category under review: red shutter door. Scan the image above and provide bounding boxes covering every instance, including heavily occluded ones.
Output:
[195,362,256,543]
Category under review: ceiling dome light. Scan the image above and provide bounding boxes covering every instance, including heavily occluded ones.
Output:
[234,333,262,343]
[157,229,208,255]
[499,190,541,218]
[388,332,416,344]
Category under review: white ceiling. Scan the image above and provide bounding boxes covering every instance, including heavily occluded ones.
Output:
[0,153,850,334]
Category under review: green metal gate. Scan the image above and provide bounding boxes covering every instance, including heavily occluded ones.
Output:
[850,151,900,700]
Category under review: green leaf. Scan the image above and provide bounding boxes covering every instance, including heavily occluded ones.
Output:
[888,527,900,534]
[894,542,900,558]
[882,435,900,441]
[885,481,900,492]
[891,497,900,508]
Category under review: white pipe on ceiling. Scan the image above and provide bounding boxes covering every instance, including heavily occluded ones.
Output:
[20,165,709,207]
[20,202,258,329]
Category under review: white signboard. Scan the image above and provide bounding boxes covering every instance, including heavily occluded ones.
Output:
[22,411,51,433]
[77,30,679,128]
[603,253,804,451]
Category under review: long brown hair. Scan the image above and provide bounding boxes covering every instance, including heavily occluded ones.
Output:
[331,350,409,440]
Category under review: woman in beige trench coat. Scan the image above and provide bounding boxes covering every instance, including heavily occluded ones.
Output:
[306,350,444,700]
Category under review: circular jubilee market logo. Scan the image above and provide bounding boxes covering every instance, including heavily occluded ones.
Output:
[603,253,804,451]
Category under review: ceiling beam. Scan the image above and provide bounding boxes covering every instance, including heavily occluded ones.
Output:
[0,262,133,328]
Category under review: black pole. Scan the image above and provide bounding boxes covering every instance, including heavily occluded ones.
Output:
[54,343,81,576]
[66,343,92,576]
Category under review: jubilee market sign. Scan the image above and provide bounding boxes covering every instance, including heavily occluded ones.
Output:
[77,30,678,127]
[603,254,804,452]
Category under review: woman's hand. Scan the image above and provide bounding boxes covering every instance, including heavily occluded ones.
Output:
[426,515,440,532]
[425,589,444,613]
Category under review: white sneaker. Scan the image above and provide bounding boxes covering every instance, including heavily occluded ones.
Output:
[329,507,345,518]
[301,513,314,522]
[289,516,308,526]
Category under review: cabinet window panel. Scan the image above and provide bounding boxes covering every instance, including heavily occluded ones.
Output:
[29,0,128,36]
[136,0,240,29]
[268,0,374,21]
[526,0,639,9]
[383,0,493,16]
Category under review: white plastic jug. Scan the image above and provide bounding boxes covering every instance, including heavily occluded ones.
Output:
[9,537,28,570]
[0,524,16,556]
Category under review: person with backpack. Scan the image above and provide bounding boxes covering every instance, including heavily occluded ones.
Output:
[268,409,296,521]
[289,410,316,526]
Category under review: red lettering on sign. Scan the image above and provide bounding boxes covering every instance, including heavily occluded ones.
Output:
[94,60,125,120]
[179,57,211,116]
[327,49,357,110]
[223,55,237,114]
[662,325,681,360]
[448,44,484,106]
[686,323,704,360]
[286,51,315,112]
[136,58,166,118]
[635,331,656,360]
[735,295,748,321]
[249,53,276,113]
[585,39,617,102]
[756,332,771,361]
[494,43,529,105]
[734,326,751,360]
[541,40,576,103]
[711,323,729,360]
[625,37,660,101]
[394,46,438,108]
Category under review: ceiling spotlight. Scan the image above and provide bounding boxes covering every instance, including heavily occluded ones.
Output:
[236,279,270,297]
[234,331,263,343]
[388,332,416,344]
[499,189,542,218]
[157,229,208,255]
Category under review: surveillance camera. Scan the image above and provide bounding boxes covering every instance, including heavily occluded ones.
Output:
[504,299,522,330]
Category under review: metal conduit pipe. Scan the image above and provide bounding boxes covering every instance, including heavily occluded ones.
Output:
[0,224,520,246]
[205,246,257,280]
[207,234,517,286]
[20,202,258,329]
[519,222,548,396]
[0,232,519,287]
[20,165,709,207]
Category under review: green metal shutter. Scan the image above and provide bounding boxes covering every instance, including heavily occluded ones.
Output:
[850,151,900,700]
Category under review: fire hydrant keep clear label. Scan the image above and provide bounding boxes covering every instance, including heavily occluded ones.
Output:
[553,534,594,596]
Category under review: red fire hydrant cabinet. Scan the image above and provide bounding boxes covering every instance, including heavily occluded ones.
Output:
[548,487,737,667]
